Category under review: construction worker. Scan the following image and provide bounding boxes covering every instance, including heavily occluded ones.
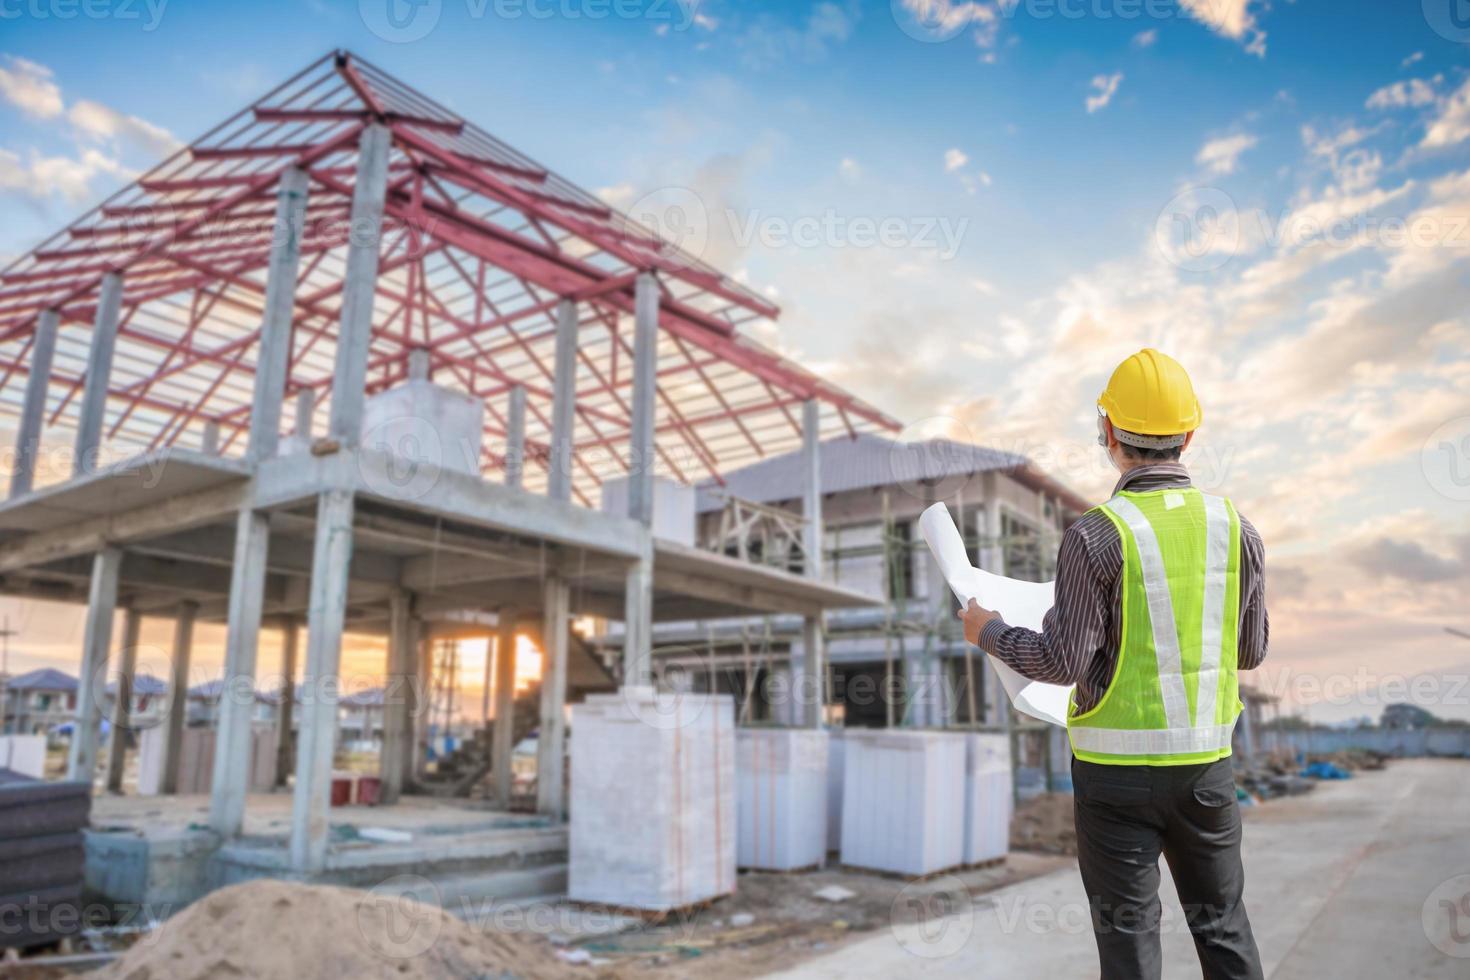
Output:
[960,348,1267,980]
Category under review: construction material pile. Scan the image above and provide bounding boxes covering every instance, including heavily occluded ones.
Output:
[96,880,576,980]
[0,768,90,951]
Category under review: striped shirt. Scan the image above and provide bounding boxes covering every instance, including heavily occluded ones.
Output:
[977,462,1268,714]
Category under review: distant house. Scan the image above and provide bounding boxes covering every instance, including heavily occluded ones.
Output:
[3,668,79,738]
[186,679,280,727]
[338,688,385,749]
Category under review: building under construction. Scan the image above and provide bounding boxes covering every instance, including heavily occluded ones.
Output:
[0,51,897,904]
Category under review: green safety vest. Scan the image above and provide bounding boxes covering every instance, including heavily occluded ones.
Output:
[1067,487,1244,766]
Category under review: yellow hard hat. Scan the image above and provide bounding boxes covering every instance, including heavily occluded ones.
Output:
[1097,348,1201,446]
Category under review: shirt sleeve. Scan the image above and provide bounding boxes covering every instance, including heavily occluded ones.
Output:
[1236,514,1269,670]
[976,523,1111,685]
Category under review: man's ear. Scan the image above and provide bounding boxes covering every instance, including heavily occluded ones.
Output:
[1104,419,1120,450]
[1183,430,1196,451]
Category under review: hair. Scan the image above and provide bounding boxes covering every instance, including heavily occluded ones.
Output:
[1115,429,1184,462]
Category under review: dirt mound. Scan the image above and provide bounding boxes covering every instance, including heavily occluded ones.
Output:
[1010,792,1077,855]
[97,879,576,980]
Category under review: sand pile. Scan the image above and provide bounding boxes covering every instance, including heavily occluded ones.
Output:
[98,879,580,980]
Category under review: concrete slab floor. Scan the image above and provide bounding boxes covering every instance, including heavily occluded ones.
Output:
[767,758,1470,979]
[90,792,540,840]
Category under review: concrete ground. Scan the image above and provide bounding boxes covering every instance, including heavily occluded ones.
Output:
[768,758,1470,979]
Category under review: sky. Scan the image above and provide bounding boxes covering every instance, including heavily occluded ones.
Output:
[0,0,1468,724]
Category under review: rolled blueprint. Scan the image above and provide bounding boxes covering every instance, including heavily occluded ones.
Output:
[919,502,1073,727]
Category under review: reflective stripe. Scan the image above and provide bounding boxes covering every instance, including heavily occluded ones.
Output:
[1104,496,1191,731]
[1196,494,1230,728]
[1070,720,1237,756]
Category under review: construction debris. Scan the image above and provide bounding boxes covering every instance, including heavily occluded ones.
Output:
[93,880,579,980]
[1009,793,1077,856]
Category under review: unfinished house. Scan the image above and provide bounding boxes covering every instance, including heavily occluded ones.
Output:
[0,51,891,906]
[633,433,1089,793]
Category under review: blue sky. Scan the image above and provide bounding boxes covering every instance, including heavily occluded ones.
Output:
[2,0,1470,721]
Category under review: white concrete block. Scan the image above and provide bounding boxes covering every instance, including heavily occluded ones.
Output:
[362,380,485,476]
[736,728,828,871]
[0,734,46,778]
[569,688,735,911]
[839,729,967,876]
[964,732,1012,865]
[600,476,696,546]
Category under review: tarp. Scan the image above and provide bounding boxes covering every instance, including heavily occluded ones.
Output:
[919,503,1073,727]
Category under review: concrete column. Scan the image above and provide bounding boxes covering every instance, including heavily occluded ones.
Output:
[627,274,659,524]
[274,619,298,789]
[201,421,220,454]
[289,489,356,872]
[503,385,526,490]
[800,399,825,728]
[327,124,391,447]
[491,605,519,806]
[73,272,123,476]
[535,576,571,820]
[209,508,271,837]
[67,547,121,784]
[379,591,414,805]
[979,473,1005,576]
[247,167,310,460]
[411,625,430,782]
[622,542,654,686]
[10,308,58,498]
[546,300,579,502]
[105,607,143,793]
[295,387,316,440]
[407,347,430,381]
[161,600,197,795]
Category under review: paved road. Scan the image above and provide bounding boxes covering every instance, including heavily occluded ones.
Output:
[770,758,1470,979]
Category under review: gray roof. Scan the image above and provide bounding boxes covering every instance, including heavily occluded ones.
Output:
[107,675,169,697]
[697,433,1028,512]
[6,667,78,692]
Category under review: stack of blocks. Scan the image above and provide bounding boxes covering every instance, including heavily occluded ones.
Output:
[569,688,736,911]
[735,728,828,871]
[963,732,1013,865]
[839,730,968,876]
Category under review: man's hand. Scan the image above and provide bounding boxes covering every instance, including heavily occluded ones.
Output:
[958,598,1002,647]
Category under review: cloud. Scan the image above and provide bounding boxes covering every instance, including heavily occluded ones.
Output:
[1132,29,1158,49]
[839,157,861,183]
[1346,536,1470,584]
[0,55,63,119]
[1196,133,1258,175]
[1179,0,1267,56]
[1402,52,1423,69]
[1085,73,1123,114]
[1366,77,1440,111]
[944,147,968,172]
[68,99,181,160]
[733,1,859,69]
[1422,76,1470,149]
[0,146,131,203]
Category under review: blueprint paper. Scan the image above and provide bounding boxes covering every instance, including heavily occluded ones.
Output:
[919,503,1073,727]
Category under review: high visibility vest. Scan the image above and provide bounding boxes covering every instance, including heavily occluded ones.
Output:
[1067,487,1244,766]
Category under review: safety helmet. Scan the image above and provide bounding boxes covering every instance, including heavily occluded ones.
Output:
[1096,348,1201,450]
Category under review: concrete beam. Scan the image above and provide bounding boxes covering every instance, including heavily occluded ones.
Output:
[547,300,578,503]
[161,600,196,795]
[209,508,272,837]
[67,547,121,785]
[626,273,659,526]
[74,272,123,477]
[105,606,143,793]
[327,125,391,447]
[379,590,413,805]
[290,489,356,872]
[535,576,570,820]
[491,605,518,807]
[503,385,526,491]
[10,309,58,499]
[274,619,298,788]
[248,167,310,460]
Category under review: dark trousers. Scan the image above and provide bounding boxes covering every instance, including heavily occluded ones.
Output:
[1072,757,1264,980]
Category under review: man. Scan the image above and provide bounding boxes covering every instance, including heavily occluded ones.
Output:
[960,348,1267,980]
